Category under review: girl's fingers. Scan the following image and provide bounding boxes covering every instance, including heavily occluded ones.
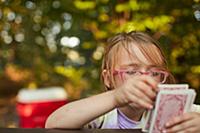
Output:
[130,83,154,105]
[131,99,151,109]
[165,113,194,128]
[165,119,196,133]
[140,75,159,92]
[128,89,153,109]
[132,96,153,109]
[126,91,153,109]
[165,113,200,133]
[134,80,157,100]
[174,127,198,133]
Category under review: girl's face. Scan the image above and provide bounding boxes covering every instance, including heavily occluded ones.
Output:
[111,44,168,88]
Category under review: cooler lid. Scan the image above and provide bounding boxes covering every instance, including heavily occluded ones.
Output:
[17,87,67,103]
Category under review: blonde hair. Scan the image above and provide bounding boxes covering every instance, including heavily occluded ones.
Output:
[101,31,176,90]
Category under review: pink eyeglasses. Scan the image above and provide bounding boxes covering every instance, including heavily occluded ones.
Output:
[113,69,169,83]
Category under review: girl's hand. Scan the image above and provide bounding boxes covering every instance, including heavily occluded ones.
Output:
[164,112,200,133]
[113,75,158,109]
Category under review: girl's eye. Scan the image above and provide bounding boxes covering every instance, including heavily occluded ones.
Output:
[125,70,137,75]
[152,72,160,77]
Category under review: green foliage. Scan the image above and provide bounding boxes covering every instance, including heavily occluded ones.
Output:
[0,0,199,103]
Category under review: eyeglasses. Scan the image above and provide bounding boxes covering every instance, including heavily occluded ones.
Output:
[113,69,169,83]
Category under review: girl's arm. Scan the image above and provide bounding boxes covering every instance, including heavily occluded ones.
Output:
[45,75,157,129]
[45,90,117,129]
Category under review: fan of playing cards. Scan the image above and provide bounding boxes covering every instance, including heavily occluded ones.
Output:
[141,84,196,133]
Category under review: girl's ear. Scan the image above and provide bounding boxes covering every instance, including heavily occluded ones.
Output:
[102,69,111,89]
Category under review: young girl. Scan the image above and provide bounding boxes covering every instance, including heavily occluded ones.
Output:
[45,31,200,131]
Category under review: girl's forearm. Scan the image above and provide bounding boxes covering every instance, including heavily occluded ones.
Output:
[45,90,116,129]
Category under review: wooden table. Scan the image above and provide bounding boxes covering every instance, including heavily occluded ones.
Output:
[0,128,143,133]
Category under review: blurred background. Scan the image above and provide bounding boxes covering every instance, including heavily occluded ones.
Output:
[0,0,199,128]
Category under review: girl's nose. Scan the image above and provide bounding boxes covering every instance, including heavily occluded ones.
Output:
[139,71,150,75]
[139,68,149,75]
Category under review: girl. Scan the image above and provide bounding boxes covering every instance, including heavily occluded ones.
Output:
[45,31,200,131]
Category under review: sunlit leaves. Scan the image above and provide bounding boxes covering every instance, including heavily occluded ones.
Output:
[115,3,131,12]
[0,0,199,101]
[191,66,200,74]
[74,0,96,10]
[115,0,150,12]
[55,66,85,84]
[92,46,104,61]
[113,15,173,33]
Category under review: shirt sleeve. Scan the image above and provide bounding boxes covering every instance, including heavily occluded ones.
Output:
[84,115,105,129]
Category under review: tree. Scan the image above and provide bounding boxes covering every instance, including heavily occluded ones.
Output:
[0,0,199,103]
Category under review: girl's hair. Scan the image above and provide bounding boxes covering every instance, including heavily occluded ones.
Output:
[101,31,176,90]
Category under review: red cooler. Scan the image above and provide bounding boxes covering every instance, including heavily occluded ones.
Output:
[16,87,67,128]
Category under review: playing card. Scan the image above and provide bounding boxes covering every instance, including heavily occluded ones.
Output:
[149,90,193,133]
[142,84,189,132]
[158,84,189,91]
[142,108,154,132]
[186,89,196,111]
